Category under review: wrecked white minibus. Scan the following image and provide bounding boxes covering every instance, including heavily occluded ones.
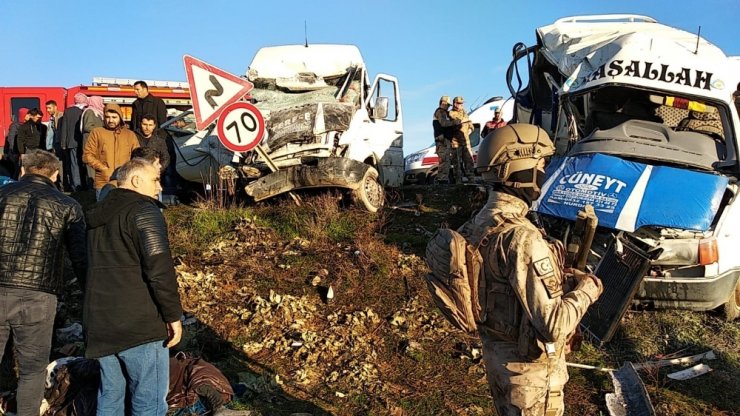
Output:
[507,15,739,336]
[169,44,403,212]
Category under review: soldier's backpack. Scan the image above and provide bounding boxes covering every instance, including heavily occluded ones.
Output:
[424,228,485,333]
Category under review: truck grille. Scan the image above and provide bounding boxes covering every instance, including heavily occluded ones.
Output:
[581,233,661,344]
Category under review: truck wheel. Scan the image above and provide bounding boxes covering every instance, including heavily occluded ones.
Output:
[722,280,740,321]
[352,167,384,213]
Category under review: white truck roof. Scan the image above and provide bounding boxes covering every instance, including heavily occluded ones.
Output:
[537,14,733,102]
[247,44,364,80]
[92,77,189,89]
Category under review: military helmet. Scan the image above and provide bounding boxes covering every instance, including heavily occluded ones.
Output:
[439,95,450,104]
[476,123,555,188]
[453,96,464,104]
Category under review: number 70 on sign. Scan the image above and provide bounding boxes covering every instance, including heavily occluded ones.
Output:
[216,102,266,153]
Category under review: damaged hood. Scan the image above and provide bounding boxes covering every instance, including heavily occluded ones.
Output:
[537,17,733,101]
[533,153,728,232]
[247,44,363,81]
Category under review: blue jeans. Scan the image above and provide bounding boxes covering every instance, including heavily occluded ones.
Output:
[0,287,57,416]
[96,340,169,416]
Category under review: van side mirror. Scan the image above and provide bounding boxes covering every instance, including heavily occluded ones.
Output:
[371,97,389,119]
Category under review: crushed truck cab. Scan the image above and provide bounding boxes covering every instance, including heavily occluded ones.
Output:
[172,44,403,212]
[509,15,740,321]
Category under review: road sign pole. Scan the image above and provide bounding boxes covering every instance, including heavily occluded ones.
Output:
[254,145,302,206]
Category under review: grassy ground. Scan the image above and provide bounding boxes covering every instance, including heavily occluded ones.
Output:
[5,186,733,413]
[164,185,739,415]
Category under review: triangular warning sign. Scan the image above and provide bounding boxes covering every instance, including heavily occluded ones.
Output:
[183,55,254,131]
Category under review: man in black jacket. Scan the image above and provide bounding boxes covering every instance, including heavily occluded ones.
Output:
[16,108,46,155]
[137,114,170,172]
[0,149,87,415]
[132,80,167,131]
[84,158,182,414]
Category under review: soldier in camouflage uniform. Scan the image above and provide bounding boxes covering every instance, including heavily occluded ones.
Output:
[448,96,475,184]
[432,95,457,184]
[458,124,603,416]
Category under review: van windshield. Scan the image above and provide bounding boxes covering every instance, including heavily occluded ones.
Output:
[565,86,732,171]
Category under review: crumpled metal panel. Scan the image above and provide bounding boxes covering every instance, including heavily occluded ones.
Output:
[244,157,370,201]
[266,102,354,149]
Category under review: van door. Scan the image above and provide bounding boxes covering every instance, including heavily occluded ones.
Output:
[364,75,404,187]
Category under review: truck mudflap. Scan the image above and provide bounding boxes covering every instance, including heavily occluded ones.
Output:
[244,157,371,202]
[635,268,740,311]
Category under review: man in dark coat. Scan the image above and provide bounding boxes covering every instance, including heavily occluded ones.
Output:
[58,93,88,191]
[84,158,182,414]
[16,108,46,155]
[132,80,167,131]
[136,114,170,172]
[0,149,87,415]
[2,107,29,179]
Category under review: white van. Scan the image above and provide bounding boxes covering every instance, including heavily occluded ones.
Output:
[170,44,403,212]
[510,15,739,320]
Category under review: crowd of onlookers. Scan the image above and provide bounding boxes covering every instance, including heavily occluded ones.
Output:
[0,81,193,414]
[1,81,172,201]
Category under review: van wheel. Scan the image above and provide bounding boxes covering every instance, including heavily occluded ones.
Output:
[352,167,384,213]
[723,280,740,321]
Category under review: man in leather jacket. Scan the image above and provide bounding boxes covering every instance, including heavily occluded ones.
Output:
[84,158,182,414]
[0,149,87,415]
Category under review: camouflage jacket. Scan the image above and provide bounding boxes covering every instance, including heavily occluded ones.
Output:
[459,191,600,356]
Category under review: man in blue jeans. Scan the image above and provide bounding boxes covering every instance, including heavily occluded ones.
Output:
[0,149,87,415]
[84,158,182,414]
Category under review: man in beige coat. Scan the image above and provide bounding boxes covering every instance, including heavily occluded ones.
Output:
[459,124,603,416]
[83,103,139,199]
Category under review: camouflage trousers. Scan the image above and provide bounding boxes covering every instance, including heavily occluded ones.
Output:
[452,135,474,184]
[435,136,452,182]
[480,336,566,416]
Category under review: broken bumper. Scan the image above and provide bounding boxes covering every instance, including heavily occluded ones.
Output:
[244,157,370,201]
[635,268,740,311]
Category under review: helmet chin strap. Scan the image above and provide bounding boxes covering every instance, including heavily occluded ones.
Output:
[497,166,545,205]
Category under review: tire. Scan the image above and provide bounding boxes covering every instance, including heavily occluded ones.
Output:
[352,167,384,213]
[722,279,740,321]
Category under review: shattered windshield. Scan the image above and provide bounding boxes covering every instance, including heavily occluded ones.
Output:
[249,68,365,150]
[566,86,732,171]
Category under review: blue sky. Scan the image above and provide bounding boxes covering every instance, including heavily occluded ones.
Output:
[2,0,738,153]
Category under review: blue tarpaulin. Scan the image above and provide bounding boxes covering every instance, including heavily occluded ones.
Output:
[534,153,727,232]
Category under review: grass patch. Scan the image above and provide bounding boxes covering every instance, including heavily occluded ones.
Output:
[166,205,251,256]
[164,185,740,416]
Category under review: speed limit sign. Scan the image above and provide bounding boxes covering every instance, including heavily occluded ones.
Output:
[216,102,266,152]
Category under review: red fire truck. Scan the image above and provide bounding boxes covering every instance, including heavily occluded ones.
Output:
[0,77,191,147]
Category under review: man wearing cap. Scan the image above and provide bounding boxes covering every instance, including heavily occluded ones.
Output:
[482,107,507,138]
[83,103,139,199]
[448,96,475,184]
[432,96,458,184]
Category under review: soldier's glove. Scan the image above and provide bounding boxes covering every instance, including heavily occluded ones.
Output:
[565,268,604,301]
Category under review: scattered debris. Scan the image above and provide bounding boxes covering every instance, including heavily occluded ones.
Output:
[667,364,714,381]
[632,350,716,371]
[55,322,84,344]
[606,362,655,416]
